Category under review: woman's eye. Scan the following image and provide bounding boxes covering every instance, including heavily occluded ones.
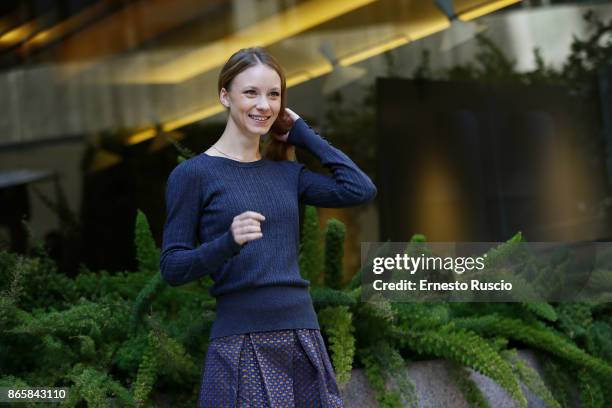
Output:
[271,92,280,97]
[245,90,256,95]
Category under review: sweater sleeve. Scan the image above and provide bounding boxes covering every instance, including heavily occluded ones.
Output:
[160,160,243,286]
[287,117,377,208]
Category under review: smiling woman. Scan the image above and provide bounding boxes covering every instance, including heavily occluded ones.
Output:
[210,47,296,164]
[160,46,377,407]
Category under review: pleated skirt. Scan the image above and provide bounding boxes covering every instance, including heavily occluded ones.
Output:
[198,328,345,407]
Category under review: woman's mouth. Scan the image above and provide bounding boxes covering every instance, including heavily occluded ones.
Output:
[249,114,271,124]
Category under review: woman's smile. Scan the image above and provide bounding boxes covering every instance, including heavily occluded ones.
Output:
[248,113,271,124]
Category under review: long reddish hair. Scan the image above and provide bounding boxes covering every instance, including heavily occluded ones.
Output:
[218,47,295,161]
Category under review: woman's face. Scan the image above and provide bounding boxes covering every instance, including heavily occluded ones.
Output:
[221,64,282,137]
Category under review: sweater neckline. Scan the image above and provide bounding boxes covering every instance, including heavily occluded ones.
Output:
[201,152,268,168]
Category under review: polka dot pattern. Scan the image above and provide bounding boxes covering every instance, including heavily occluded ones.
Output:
[198,329,345,407]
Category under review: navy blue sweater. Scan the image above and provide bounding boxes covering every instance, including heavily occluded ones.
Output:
[160,117,377,339]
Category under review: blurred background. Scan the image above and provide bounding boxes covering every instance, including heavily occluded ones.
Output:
[1,0,611,279]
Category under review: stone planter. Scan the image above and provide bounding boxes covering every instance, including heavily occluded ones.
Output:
[340,350,574,407]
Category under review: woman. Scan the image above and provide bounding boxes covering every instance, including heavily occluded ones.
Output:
[160,47,377,407]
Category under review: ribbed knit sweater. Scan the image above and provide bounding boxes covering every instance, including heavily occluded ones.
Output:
[160,117,377,339]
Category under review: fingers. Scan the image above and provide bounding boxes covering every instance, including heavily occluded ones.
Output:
[231,211,266,245]
[236,223,261,234]
[241,232,263,242]
[284,107,300,121]
[234,211,265,222]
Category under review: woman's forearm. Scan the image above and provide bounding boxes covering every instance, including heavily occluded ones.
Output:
[288,117,377,207]
[160,229,241,286]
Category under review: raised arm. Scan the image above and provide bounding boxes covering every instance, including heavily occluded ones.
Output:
[159,160,242,286]
[287,118,377,208]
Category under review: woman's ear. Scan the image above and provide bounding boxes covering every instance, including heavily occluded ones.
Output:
[220,88,230,108]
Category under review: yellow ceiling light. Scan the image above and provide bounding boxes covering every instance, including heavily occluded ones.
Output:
[286,72,312,87]
[340,34,409,66]
[126,0,522,144]
[459,0,521,21]
[21,1,110,49]
[163,105,226,132]
[126,128,157,145]
[0,21,37,46]
[408,19,452,42]
[125,0,377,84]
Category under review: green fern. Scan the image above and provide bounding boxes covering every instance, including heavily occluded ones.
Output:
[541,358,576,408]
[318,306,355,385]
[65,363,135,408]
[556,301,593,340]
[577,368,605,408]
[394,302,450,331]
[0,255,28,331]
[370,340,418,408]
[346,239,391,290]
[148,317,199,383]
[299,205,323,285]
[132,330,160,406]
[310,287,356,309]
[392,324,527,408]
[585,321,612,361]
[167,136,196,161]
[454,315,612,378]
[129,273,165,336]
[358,348,404,408]
[501,349,560,408]
[324,218,345,290]
[520,302,558,322]
[134,210,161,274]
[448,362,492,408]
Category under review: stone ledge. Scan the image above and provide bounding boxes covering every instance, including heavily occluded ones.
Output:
[339,349,569,407]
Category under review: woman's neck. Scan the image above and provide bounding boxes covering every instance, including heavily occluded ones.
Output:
[212,120,261,161]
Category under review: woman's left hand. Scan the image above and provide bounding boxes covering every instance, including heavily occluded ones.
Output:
[274,108,301,142]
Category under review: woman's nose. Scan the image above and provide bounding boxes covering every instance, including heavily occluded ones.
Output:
[256,96,271,111]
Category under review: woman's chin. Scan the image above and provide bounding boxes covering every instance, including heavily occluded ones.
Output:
[248,125,271,135]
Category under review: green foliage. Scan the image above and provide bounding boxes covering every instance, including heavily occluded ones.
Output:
[132,331,159,406]
[3,204,610,407]
[409,233,427,242]
[577,368,605,408]
[448,362,492,408]
[346,239,391,290]
[318,306,355,385]
[324,218,345,289]
[130,273,165,336]
[65,363,135,407]
[540,358,576,408]
[0,255,27,331]
[392,324,527,408]
[130,210,167,336]
[4,11,612,407]
[168,137,197,161]
[369,340,418,408]
[147,316,199,383]
[358,348,404,408]
[0,210,209,407]
[299,205,323,285]
[454,315,612,378]
[502,349,560,408]
[394,302,450,331]
[585,321,612,361]
[0,376,42,408]
[520,302,558,322]
[556,301,594,340]
[310,287,356,309]
[134,210,161,274]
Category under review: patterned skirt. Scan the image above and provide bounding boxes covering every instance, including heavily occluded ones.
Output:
[198,328,345,407]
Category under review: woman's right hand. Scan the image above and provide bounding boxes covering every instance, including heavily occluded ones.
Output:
[231,211,265,245]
